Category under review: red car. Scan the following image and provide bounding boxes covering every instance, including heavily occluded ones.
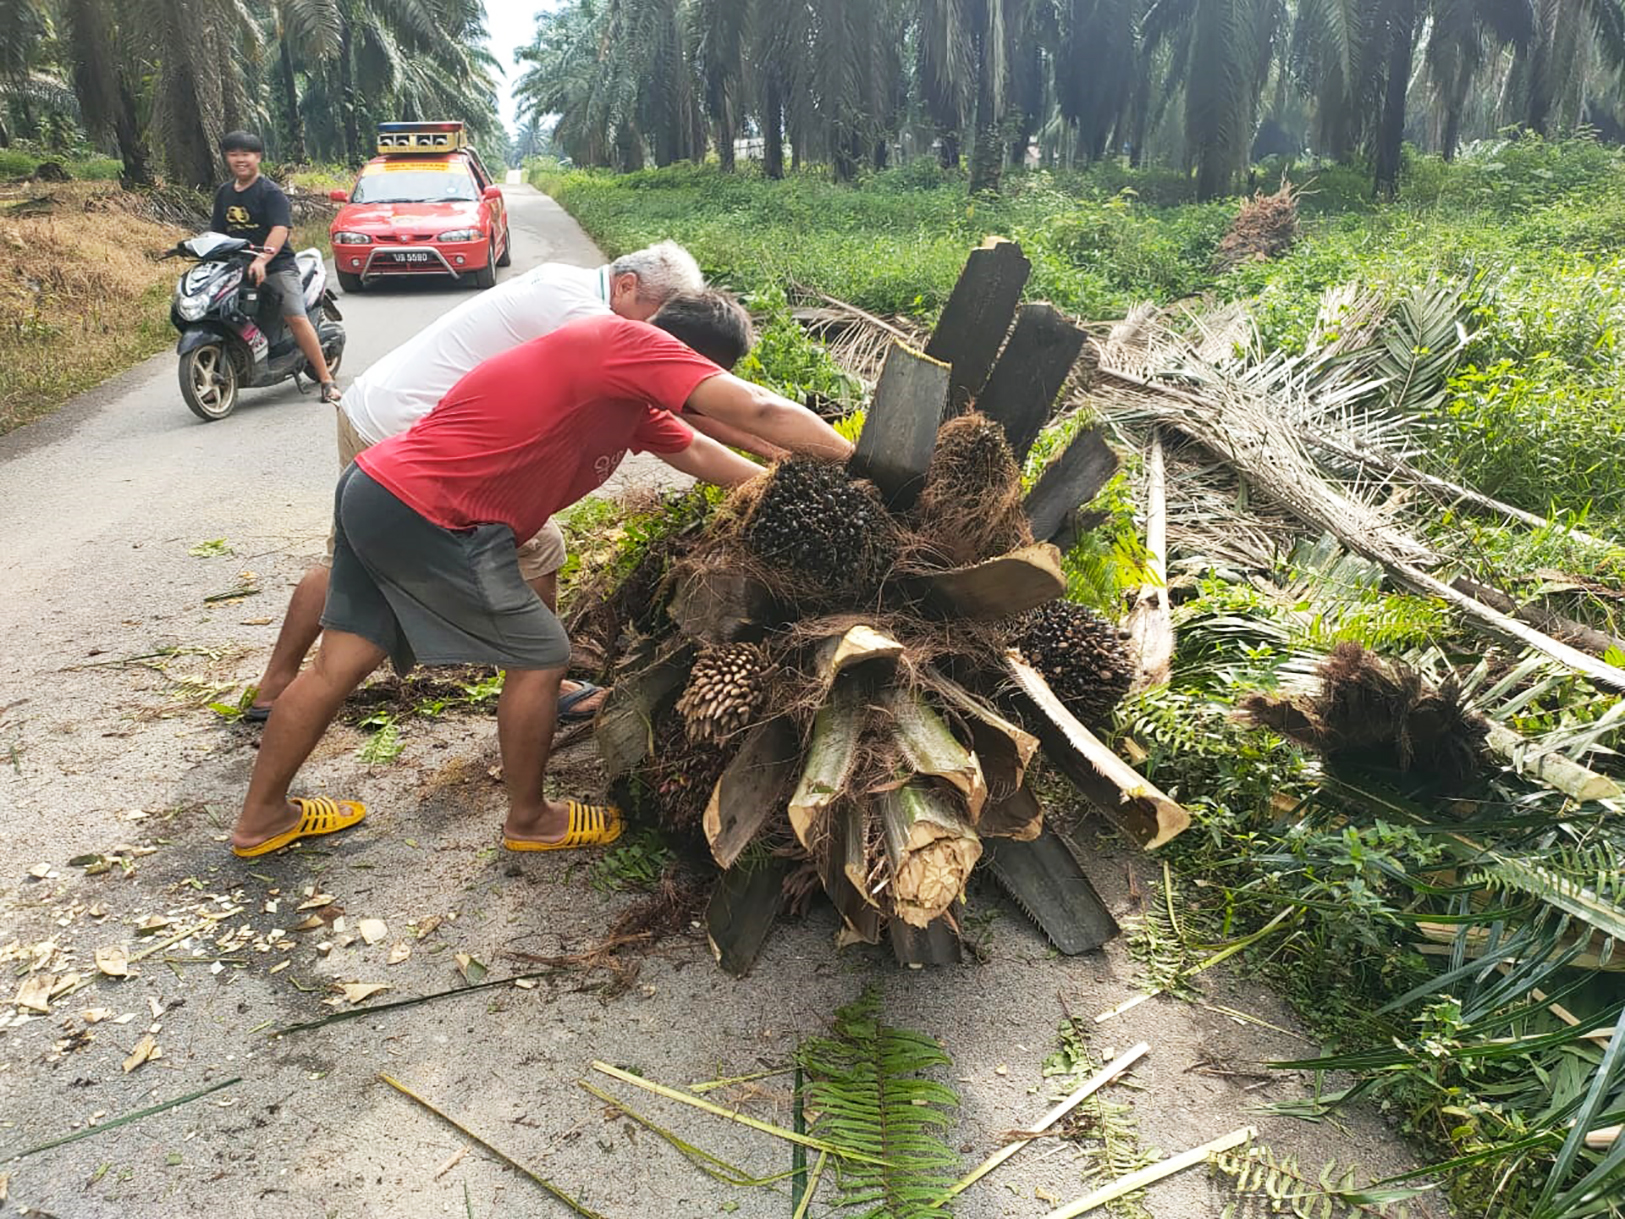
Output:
[327,122,512,292]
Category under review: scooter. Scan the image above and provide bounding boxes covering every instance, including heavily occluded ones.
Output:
[166,232,345,422]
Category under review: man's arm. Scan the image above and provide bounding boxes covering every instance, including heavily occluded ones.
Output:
[685,374,853,463]
[655,431,766,489]
[686,409,789,461]
[249,223,291,286]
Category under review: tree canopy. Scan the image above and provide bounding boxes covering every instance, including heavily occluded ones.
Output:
[515,0,1625,197]
[1,0,505,188]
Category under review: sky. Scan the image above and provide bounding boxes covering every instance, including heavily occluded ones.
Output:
[484,1,560,129]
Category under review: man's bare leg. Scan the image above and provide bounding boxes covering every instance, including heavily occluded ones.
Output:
[524,570,607,717]
[498,665,575,844]
[252,565,331,710]
[233,629,385,850]
[286,313,333,385]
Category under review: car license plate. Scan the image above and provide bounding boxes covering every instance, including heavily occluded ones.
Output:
[393,251,432,263]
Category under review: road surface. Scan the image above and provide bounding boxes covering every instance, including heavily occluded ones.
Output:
[0,186,1439,1218]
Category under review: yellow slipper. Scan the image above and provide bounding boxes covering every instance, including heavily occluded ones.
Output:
[232,796,367,858]
[503,801,623,852]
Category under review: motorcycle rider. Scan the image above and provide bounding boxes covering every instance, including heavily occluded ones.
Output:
[212,130,340,404]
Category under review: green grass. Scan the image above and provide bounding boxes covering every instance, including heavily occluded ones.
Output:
[0,147,123,180]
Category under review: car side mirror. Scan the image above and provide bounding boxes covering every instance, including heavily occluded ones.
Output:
[482,185,502,201]
[329,189,350,203]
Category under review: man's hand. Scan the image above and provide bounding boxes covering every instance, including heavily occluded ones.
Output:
[685,374,853,463]
[248,254,269,286]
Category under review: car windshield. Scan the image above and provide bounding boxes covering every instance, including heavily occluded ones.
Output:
[351,168,477,204]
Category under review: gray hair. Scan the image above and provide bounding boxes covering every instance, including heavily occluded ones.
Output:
[609,240,704,305]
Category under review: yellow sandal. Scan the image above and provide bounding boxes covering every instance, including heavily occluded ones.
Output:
[232,796,367,858]
[503,801,623,852]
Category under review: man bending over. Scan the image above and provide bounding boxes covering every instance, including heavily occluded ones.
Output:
[229,293,851,858]
[246,241,767,724]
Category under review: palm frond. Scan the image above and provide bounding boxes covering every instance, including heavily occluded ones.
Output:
[797,990,961,1219]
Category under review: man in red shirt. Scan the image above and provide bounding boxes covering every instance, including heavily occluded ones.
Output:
[230,293,853,858]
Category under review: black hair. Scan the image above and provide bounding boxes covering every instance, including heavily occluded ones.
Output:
[220,130,265,154]
[650,290,755,371]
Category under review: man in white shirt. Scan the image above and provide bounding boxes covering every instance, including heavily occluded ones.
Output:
[247,241,762,723]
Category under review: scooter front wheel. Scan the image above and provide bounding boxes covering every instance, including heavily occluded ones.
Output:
[180,343,238,421]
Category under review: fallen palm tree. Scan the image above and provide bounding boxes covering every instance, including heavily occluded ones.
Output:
[591,239,1190,971]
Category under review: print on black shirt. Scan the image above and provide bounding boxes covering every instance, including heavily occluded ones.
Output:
[210,176,296,271]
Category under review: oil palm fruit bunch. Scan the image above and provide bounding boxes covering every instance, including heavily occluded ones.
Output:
[647,715,730,828]
[677,643,768,744]
[743,459,883,588]
[1012,601,1134,728]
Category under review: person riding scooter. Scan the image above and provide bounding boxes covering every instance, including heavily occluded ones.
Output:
[213,130,341,404]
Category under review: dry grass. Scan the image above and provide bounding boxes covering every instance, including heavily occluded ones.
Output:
[0,180,332,435]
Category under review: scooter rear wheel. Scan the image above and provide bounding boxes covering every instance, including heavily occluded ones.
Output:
[180,343,238,421]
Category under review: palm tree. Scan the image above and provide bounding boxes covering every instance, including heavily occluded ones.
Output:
[692,0,749,169]
[1424,0,1533,159]
[1053,0,1145,164]
[1143,0,1284,199]
[1520,0,1625,134]
[57,0,150,183]
[0,0,75,149]
[269,0,342,163]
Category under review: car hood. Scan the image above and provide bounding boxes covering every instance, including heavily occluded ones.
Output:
[333,201,481,232]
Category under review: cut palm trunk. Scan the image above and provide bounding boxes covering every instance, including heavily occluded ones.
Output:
[596,642,694,780]
[984,829,1119,953]
[1005,654,1190,849]
[704,717,803,868]
[918,543,1067,619]
[707,856,792,978]
[787,677,865,851]
[884,685,988,818]
[879,780,982,928]
[820,800,883,947]
[1124,431,1173,691]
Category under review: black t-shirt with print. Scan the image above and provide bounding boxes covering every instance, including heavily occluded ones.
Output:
[211,175,296,271]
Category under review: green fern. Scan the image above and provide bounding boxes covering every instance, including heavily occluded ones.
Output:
[797,990,961,1219]
[1211,1144,1435,1218]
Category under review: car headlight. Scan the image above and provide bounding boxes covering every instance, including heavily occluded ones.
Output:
[436,228,481,243]
[177,292,210,321]
[333,231,372,245]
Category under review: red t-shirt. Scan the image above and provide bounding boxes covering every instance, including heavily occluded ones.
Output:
[357,315,716,541]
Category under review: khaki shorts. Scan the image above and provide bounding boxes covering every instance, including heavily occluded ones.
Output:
[325,404,566,581]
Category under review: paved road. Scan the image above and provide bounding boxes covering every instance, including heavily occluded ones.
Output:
[0,187,1435,1218]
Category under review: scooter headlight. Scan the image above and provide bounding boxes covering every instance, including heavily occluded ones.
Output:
[176,292,211,322]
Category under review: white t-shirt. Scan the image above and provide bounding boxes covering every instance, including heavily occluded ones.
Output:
[342,262,612,446]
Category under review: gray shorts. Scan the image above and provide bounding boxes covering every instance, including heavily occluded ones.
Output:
[321,464,571,673]
[262,266,308,319]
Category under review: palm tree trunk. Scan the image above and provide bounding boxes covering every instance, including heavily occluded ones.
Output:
[1373,0,1418,199]
[113,73,150,185]
[967,1,1002,194]
[938,130,960,168]
[1526,0,1559,134]
[764,79,785,178]
[338,17,361,165]
[278,37,307,163]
